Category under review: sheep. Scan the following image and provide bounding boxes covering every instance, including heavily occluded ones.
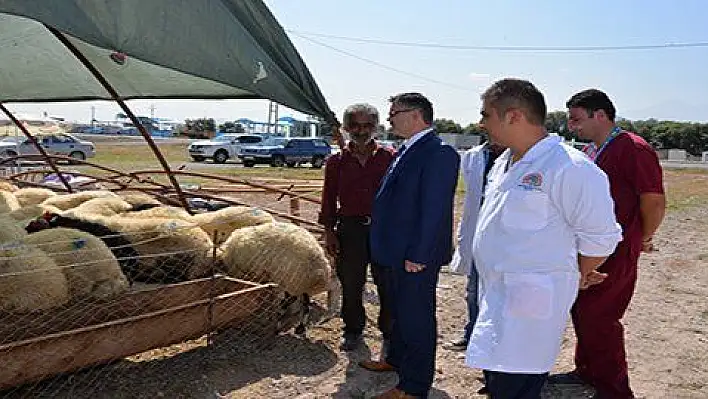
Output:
[41,190,119,211]
[121,205,192,222]
[62,196,133,218]
[218,222,331,297]
[0,242,70,313]
[0,180,18,192]
[190,206,274,244]
[99,216,215,283]
[23,228,129,301]
[0,190,20,214]
[13,187,56,207]
[25,213,141,285]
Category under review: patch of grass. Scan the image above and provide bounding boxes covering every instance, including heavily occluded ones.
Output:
[664,170,708,211]
[74,143,708,210]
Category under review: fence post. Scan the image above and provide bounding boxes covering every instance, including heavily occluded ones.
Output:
[289,194,301,225]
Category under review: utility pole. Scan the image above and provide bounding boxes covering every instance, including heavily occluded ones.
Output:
[267,101,278,135]
[90,106,95,129]
[150,104,155,120]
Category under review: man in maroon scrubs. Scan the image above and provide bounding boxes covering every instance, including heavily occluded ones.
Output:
[553,89,666,398]
[319,103,395,352]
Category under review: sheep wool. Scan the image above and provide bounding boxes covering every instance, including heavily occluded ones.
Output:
[41,190,119,211]
[117,192,163,208]
[0,214,28,243]
[0,243,70,313]
[0,190,20,214]
[219,222,331,296]
[123,206,192,222]
[23,228,129,301]
[62,196,133,218]
[102,216,214,283]
[13,187,57,207]
[0,180,18,192]
[191,206,274,244]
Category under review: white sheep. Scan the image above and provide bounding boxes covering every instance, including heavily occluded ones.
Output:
[0,190,20,214]
[218,222,331,297]
[0,243,70,313]
[191,206,274,244]
[23,228,129,301]
[13,187,57,207]
[62,196,133,218]
[0,180,18,192]
[41,190,119,211]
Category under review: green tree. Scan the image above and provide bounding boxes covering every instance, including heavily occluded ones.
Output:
[463,123,485,136]
[545,111,570,139]
[434,118,462,133]
[218,121,245,133]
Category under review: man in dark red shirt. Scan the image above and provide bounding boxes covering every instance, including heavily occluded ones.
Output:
[551,89,666,398]
[319,103,395,352]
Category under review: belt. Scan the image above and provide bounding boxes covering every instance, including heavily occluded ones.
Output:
[338,215,372,226]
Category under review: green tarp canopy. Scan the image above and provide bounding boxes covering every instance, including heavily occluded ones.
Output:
[0,0,336,123]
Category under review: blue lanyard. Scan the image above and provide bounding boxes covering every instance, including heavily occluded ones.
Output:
[585,126,622,162]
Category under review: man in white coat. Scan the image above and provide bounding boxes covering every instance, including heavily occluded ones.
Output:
[445,140,505,352]
[465,78,622,398]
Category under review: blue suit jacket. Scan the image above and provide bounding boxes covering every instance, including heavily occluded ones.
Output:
[370,131,460,269]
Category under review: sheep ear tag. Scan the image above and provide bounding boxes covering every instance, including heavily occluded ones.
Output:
[72,238,87,250]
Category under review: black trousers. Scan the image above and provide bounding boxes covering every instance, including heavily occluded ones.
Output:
[335,217,391,339]
[385,263,441,398]
[483,370,548,399]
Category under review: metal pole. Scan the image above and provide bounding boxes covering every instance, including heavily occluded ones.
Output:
[45,25,192,213]
[0,103,73,193]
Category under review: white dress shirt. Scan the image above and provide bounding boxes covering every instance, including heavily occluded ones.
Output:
[465,135,622,373]
[389,127,434,172]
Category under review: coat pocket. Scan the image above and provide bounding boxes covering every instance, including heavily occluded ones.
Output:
[503,272,554,320]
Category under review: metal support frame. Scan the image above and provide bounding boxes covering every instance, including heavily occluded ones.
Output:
[0,103,73,193]
[45,25,192,213]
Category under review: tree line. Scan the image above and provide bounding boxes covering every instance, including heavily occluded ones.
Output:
[434,111,708,155]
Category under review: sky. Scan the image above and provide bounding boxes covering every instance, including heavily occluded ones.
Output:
[5,0,708,127]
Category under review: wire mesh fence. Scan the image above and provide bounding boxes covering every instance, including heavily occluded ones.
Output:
[0,179,337,398]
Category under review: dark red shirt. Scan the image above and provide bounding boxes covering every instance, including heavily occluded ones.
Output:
[596,131,664,253]
[318,141,395,229]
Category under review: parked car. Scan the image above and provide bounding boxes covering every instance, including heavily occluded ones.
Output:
[187,133,264,163]
[0,133,96,163]
[238,137,331,168]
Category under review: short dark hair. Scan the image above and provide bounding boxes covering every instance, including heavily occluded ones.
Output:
[481,79,546,126]
[389,92,434,124]
[566,89,616,121]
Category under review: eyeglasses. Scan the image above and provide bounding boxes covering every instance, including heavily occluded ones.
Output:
[388,108,417,118]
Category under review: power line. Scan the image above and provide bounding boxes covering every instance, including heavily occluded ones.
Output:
[290,32,475,92]
[288,29,708,52]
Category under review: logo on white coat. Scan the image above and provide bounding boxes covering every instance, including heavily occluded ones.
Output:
[519,172,543,191]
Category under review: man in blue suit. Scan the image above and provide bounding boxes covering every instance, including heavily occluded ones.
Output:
[360,93,460,399]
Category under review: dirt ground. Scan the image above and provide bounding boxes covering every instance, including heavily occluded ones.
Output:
[5,171,707,399]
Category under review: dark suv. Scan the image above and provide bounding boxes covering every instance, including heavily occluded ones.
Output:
[238,137,332,168]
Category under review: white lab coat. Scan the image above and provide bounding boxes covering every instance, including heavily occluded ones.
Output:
[465,136,622,373]
[449,144,489,276]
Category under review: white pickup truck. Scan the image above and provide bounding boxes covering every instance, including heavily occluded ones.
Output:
[187,133,264,163]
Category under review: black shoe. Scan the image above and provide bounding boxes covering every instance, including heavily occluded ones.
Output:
[339,334,362,351]
[547,371,588,385]
[442,337,469,351]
